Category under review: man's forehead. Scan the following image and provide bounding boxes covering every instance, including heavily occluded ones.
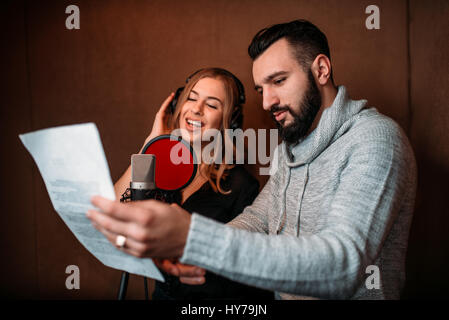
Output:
[252,38,297,83]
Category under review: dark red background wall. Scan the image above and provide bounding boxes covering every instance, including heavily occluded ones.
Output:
[1,0,448,299]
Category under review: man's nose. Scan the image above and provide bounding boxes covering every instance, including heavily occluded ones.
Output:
[262,87,279,111]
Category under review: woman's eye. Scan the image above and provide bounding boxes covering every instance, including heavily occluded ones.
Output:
[187,97,197,102]
[207,104,218,109]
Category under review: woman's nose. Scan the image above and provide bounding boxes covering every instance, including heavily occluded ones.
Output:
[191,100,204,115]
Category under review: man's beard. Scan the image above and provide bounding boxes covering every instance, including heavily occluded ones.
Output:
[270,70,321,144]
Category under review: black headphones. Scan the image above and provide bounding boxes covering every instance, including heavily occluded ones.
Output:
[169,68,245,130]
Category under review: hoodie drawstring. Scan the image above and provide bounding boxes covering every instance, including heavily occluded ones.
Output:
[275,167,291,234]
[296,163,309,236]
[275,163,310,236]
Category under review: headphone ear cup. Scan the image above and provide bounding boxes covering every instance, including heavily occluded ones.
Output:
[170,87,184,114]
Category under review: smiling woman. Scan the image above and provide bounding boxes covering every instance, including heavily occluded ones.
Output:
[169,68,245,195]
[111,67,274,300]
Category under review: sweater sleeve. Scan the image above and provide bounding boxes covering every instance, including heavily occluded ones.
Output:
[180,135,416,299]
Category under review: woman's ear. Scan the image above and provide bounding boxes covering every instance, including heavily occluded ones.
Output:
[311,54,332,86]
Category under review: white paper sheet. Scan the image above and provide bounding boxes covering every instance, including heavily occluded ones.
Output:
[19,122,164,282]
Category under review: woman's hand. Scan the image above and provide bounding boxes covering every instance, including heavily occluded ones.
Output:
[143,92,175,147]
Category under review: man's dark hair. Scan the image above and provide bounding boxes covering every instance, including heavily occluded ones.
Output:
[248,20,333,82]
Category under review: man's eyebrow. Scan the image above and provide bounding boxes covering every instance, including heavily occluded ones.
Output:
[264,71,288,82]
[254,71,289,91]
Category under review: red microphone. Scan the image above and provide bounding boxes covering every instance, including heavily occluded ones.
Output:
[142,134,197,192]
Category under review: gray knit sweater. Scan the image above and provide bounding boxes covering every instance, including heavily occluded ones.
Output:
[180,86,417,299]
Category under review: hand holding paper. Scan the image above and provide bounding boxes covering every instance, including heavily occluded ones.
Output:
[87,195,192,259]
[19,123,164,281]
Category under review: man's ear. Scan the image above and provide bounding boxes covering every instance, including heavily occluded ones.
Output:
[311,54,332,86]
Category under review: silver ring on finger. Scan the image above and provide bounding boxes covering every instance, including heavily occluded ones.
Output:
[115,235,127,248]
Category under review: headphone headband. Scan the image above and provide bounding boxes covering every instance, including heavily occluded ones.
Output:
[185,68,246,106]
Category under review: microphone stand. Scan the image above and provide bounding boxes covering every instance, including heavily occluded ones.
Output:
[117,272,129,300]
[117,184,153,300]
[117,271,149,300]
[118,187,130,300]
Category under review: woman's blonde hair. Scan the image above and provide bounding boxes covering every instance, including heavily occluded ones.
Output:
[169,68,244,194]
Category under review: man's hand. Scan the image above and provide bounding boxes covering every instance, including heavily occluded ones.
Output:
[87,196,191,259]
[154,259,206,285]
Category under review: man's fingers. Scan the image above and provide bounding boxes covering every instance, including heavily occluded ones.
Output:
[154,259,206,279]
[160,259,180,276]
[176,264,206,277]
[91,223,148,255]
[88,208,129,233]
[91,196,143,221]
[87,208,148,243]
[90,196,163,226]
[179,276,206,285]
[136,198,171,212]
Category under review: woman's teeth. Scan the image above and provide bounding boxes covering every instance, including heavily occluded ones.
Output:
[187,119,202,128]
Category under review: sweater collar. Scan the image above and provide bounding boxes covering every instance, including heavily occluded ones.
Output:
[283,85,367,167]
